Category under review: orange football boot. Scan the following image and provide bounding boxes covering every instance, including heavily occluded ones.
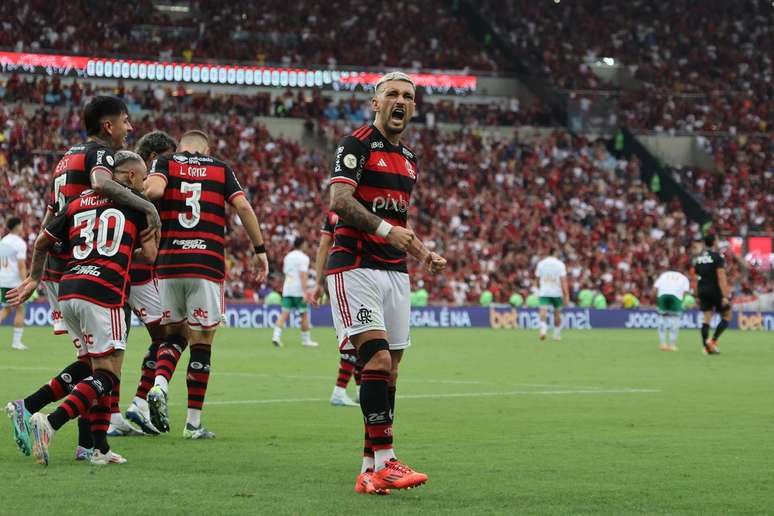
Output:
[372,459,428,490]
[354,469,390,495]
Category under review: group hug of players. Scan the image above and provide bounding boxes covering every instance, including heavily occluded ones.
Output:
[5,96,269,465]
[5,72,445,494]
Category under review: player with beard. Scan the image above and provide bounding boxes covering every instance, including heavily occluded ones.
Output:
[326,72,446,494]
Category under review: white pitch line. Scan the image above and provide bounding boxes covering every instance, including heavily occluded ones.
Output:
[172,388,660,407]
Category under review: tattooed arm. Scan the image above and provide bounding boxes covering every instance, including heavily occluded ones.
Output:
[93,172,161,229]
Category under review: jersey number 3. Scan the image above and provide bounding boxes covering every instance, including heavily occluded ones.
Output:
[72,209,126,260]
[179,182,202,229]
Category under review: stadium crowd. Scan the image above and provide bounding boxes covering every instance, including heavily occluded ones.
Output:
[0,0,501,71]
[483,0,773,134]
[3,99,767,307]
[0,75,549,128]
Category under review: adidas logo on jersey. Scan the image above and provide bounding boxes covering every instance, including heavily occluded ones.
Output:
[377,158,388,168]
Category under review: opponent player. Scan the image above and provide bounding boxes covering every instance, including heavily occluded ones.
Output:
[5,97,160,460]
[326,72,446,494]
[272,237,318,348]
[111,131,179,437]
[0,217,28,350]
[144,130,269,438]
[7,150,157,466]
[312,209,359,407]
[691,234,731,355]
[653,268,691,351]
[535,248,569,341]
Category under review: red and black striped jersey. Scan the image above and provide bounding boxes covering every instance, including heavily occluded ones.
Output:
[129,262,154,285]
[148,151,245,282]
[44,190,147,308]
[43,140,116,283]
[320,211,339,236]
[326,124,418,274]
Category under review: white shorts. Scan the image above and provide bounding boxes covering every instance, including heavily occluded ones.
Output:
[158,277,224,330]
[327,269,411,352]
[42,281,67,335]
[60,299,127,358]
[128,280,163,325]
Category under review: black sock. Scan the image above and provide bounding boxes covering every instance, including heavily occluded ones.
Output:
[360,370,393,451]
[24,360,92,413]
[77,416,93,449]
[713,319,728,341]
[701,324,710,347]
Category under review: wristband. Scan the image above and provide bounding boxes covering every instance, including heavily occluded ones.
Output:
[254,244,266,254]
[375,220,393,238]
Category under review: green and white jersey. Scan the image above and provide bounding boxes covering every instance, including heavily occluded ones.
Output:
[654,271,690,299]
[536,256,566,298]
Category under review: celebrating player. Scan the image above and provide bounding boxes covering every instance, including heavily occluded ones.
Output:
[6,97,160,462]
[0,217,28,350]
[535,248,569,341]
[312,210,360,407]
[111,130,179,436]
[7,151,158,466]
[653,268,691,351]
[144,130,268,438]
[271,237,318,348]
[326,72,446,494]
[691,234,731,355]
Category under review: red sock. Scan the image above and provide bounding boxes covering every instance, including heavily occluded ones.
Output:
[48,370,117,430]
[155,336,187,383]
[336,357,356,388]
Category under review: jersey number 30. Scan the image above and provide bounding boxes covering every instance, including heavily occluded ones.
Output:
[179,182,202,228]
[72,209,126,260]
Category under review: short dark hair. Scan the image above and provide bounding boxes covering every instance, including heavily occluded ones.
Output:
[134,131,177,162]
[704,234,716,247]
[83,96,128,136]
[293,237,304,248]
[6,217,21,231]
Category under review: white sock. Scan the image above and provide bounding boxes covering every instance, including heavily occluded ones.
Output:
[132,397,149,412]
[553,320,561,337]
[658,316,667,344]
[355,385,361,401]
[110,412,124,425]
[361,456,375,473]
[187,408,201,427]
[374,449,397,470]
[332,386,347,397]
[154,376,169,393]
[670,316,680,345]
[12,327,23,344]
[301,331,311,344]
[272,326,282,341]
[539,321,548,335]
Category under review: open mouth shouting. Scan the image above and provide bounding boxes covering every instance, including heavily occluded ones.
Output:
[390,106,406,123]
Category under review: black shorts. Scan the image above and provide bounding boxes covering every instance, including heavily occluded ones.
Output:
[698,290,728,312]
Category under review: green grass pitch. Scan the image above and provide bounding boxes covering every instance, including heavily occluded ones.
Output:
[0,326,771,515]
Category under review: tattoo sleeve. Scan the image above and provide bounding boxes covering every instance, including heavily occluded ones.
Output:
[330,183,382,234]
[29,238,52,281]
[99,179,158,215]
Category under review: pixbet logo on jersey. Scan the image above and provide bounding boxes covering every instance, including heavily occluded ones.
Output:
[371,193,409,213]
